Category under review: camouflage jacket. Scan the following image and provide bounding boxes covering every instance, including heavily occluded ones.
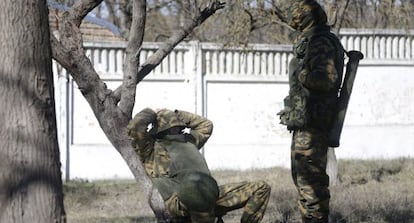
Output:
[294,25,344,93]
[127,108,213,178]
[279,25,344,131]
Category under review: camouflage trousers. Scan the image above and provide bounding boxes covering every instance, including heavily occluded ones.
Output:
[291,128,330,223]
[165,180,271,223]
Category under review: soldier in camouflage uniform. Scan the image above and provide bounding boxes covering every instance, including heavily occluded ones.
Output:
[127,108,271,223]
[277,1,345,222]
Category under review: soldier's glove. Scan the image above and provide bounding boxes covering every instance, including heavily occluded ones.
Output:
[277,109,289,126]
[277,110,285,118]
[298,68,308,84]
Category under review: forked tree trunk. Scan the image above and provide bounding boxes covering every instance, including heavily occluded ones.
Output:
[0,1,66,222]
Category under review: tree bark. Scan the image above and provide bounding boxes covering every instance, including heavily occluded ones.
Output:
[0,1,66,222]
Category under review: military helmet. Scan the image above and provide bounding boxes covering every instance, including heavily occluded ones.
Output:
[156,109,186,134]
[287,0,327,31]
[177,172,219,212]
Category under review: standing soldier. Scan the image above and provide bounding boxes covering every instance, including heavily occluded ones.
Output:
[127,108,271,223]
[277,0,345,222]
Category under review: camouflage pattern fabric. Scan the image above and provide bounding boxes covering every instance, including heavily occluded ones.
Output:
[164,180,271,223]
[286,0,328,32]
[128,108,271,222]
[156,109,187,134]
[176,171,219,213]
[215,181,271,223]
[278,0,345,222]
[277,56,309,130]
[278,26,344,131]
[127,108,213,178]
[164,193,217,223]
[291,129,329,222]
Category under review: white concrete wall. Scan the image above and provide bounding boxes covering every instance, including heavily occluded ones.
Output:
[336,64,414,159]
[54,30,414,180]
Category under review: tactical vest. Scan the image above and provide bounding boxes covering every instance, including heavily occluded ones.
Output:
[152,135,214,201]
[279,27,344,131]
[160,135,210,176]
[151,135,219,213]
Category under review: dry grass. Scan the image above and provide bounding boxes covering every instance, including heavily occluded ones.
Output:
[64,158,414,223]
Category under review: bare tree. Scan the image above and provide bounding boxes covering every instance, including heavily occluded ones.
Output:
[178,0,414,43]
[50,0,224,221]
[58,0,414,45]
[0,0,66,222]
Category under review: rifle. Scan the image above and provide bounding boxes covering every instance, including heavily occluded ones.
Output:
[328,50,364,147]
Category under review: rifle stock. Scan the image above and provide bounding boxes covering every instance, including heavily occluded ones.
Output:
[328,50,364,147]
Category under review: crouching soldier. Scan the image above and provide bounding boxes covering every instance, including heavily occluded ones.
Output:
[127,108,271,223]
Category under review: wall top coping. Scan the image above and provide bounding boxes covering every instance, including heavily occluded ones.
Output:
[82,41,294,52]
[340,28,414,36]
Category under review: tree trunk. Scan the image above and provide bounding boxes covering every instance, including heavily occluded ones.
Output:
[0,1,66,222]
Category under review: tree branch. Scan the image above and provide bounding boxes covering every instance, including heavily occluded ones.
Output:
[114,0,225,114]
[67,0,104,26]
[118,0,146,118]
[53,0,103,58]
[135,0,225,82]
[103,0,119,28]
[51,0,112,105]
[51,33,113,112]
[242,8,256,32]
[272,5,288,24]
[119,0,132,38]
[336,0,351,35]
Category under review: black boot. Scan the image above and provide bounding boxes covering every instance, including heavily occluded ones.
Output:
[302,216,328,223]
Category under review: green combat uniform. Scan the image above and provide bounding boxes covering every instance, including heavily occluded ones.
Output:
[278,1,344,222]
[128,108,271,223]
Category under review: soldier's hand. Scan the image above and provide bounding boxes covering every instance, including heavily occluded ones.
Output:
[298,69,308,83]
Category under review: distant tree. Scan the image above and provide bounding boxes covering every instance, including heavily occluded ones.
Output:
[0,1,66,222]
[56,0,413,45]
[50,0,224,221]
